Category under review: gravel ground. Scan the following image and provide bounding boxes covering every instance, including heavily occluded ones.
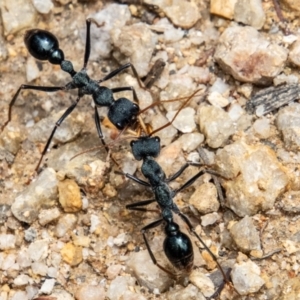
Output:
[0,0,300,299]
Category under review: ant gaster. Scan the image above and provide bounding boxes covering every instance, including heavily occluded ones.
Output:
[1,19,144,175]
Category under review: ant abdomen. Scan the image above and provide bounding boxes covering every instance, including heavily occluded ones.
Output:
[24,29,64,65]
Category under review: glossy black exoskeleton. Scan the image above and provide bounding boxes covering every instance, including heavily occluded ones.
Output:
[122,135,229,287]
[2,19,143,175]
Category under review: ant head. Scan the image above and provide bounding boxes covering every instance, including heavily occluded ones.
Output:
[108,98,139,130]
[25,29,64,65]
[130,136,160,161]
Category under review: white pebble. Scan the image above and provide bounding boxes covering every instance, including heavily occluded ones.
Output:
[31,261,48,276]
[0,234,15,250]
[39,278,55,294]
[28,240,49,261]
[207,91,229,107]
[90,214,100,233]
[14,274,30,286]
[32,0,53,14]
[26,56,40,82]
[166,107,196,133]
[253,118,271,139]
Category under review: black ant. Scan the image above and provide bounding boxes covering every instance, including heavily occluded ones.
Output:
[1,19,144,176]
[114,92,231,297]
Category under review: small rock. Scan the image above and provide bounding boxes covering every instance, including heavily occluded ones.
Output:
[280,191,300,213]
[126,250,173,292]
[201,212,220,227]
[166,107,196,133]
[0,234,16,250]
[49,288,74,300]
[253,118,271,139]
[199,105,235,148]
[28,239,48,261]
[11,291,28,300]
[162,0,200,29]
[215,25,288,84]
[231,260,265,295]
[207,91,229,108]
[39,278,56,294]
[55,214,78,238]
[106,264,123,280]
[31,261,48,276]
[189,269,215,298]
[114,233,131,247]
[75,285,105,300]
[0,205,10,224]
[14,274,30,286]
[177,133,205,152]
[61,242,83,266]
[24,227,37,242]
[0,130,22,155]
[234,0,265,29]
[11,168,58,223]
[210,0,237,19]
[229,216,261,252]
[280,277,300,299]
[38,207,61,226]
[17,249,31,269]
[1,253,16,270]
[0,0,36,35]
[26,56,40,82]
[215,141,288,216]
[276,103,300,151]
[189,182,220,214]
[167,284,205,300]
[89,4,131,59]
[289,38,300,66]
[106,276,137,300]
[28,110,84,145]
[58,179,82,213]
[111,23,158,77]
[32,0,53,14]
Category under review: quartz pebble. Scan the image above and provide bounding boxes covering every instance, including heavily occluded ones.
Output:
[26,56,40,82]
[107,276,141,300]
[0,130,22,155]
[0,0,36,35]
[106,264,123,280]
[229,216,261,252]
[89,4,131,59]
[289,38,300,66]
[280,191,300,213]
[14,274,30,286]
[166,107,196,133]
[28,110,84,145]
[40,278,56,294]
[215,141,288,216]
[231,260,265,295]
[38,207,61,226]
[31,261,48,276]
[189,269,215,297]
[0,234,16,250]
[28,239,48,261]
[11,168,58,223]
[253,118,271,139]
[55,214,78,238]
[58,179,82,213]
[199,105,235,148]
[215,25,288,84]
[111,23,158,77]
[201,212,220,226]
[167,284,205,300]
[11,291,28,300]
[207,91,229,108]
[32,0,53,14]
[126,250,173,292]
[75,285,105,300]
[177,133,204,152]
[114,233,131,247]
[189,182,220,214]
[276,103,300,151]
[234,0,265,29]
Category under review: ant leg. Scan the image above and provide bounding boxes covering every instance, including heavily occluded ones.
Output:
[173,169,221,195]
[1,85,65,132]
[166,162,202,183]
[98,62,144,89]
[111,86,139,103]
[34,96,81,174]
[141,218,176,277]
[83,18,105,69]
[176,210,229,284]
[94,106,109,151]
[116,170,151,187]
[126,198,158,213]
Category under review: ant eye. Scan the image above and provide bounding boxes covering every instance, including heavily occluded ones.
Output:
[155,137,160,143]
